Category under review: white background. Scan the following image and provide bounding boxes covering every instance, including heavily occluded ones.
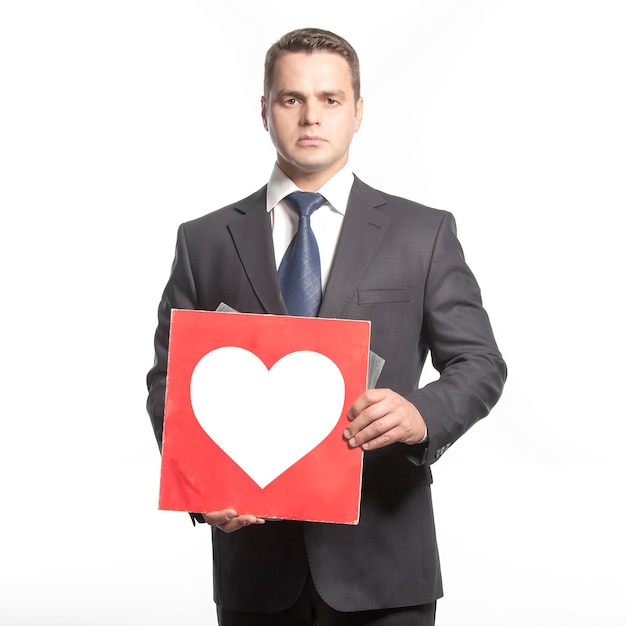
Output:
[1,1,625,624]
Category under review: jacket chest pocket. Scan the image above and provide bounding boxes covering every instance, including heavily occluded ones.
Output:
[358,288,413,305]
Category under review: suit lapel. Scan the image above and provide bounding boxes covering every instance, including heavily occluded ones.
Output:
[227,178,390,318]
[318,177,390,319]
[228,187,288,315]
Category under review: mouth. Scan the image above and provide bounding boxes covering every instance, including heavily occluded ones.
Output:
[297,135,326,146]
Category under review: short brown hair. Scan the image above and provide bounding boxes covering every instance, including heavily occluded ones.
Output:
[264,28,361,101]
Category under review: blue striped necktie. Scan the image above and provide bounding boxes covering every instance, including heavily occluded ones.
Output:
[278,191,326,317]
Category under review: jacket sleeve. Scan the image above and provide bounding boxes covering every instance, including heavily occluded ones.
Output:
[146,223,198,450]
[407,212,507,466]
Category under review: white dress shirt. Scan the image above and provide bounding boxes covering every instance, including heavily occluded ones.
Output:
[266,163,355,292]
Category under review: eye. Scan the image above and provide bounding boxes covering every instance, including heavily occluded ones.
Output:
[326,98,338,105]
[284,98,298,105]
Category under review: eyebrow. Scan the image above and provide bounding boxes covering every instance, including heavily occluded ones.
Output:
[276,89,347,100]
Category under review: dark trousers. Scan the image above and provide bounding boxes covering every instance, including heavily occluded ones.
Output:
[217,573,436,626]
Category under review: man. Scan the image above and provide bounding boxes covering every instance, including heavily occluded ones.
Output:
[147,27,506,625]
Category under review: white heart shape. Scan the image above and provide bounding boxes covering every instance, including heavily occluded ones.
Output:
[190,347,346,489]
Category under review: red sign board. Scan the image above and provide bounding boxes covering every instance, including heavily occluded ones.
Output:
[159,310,370,524]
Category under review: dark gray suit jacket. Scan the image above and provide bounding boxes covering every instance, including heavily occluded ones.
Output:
[147,176,506,612]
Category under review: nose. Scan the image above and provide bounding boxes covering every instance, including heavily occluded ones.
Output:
[301,100,321,125]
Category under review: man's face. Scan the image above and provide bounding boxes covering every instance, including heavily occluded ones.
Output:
[261,51,363,187]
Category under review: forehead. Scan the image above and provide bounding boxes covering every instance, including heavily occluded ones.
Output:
[270,51,354,94]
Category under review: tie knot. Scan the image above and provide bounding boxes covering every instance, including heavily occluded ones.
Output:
[286,191,326,218]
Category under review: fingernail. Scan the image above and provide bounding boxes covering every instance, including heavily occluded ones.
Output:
[344,428,351,439]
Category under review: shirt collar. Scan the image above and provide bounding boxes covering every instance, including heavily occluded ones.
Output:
[266,163,355,215]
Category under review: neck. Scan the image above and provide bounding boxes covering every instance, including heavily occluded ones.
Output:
[276,159,347,192]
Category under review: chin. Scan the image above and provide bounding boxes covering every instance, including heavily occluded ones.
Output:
[294,155,334,171]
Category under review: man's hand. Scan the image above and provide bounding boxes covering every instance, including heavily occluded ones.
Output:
[344,388,426,451]
[202,509,265,533]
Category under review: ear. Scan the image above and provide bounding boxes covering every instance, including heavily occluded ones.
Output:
[261,96,269,131]
[354,96,364,133]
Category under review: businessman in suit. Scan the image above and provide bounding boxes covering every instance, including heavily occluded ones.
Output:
[147,27,506,625]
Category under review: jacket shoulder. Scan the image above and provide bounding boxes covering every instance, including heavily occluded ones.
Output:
[181,185,267,231]
[352,176,451,226]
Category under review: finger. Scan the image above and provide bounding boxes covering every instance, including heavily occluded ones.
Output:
[228,514,265,528]
[225,515,265,533]
[346,413,398,449]
[204,512,266,534]
[345,393,398,440]
[359,424,407,451]
[202,509,238,526]
[348,404,426,449]
[347,388,386,420]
